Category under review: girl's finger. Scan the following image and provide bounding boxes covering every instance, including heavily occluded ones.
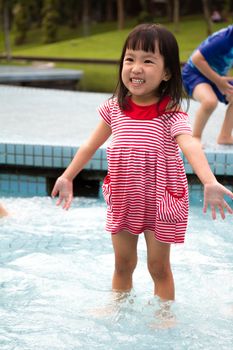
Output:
[217,205,225,220]
[211,204,216,220]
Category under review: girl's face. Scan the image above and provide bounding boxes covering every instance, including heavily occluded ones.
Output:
[121,44,170,105]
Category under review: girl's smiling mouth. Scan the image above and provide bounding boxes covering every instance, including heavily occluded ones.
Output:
[130,78,145,84]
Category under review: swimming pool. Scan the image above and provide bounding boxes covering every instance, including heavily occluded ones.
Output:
[0,196,232,350]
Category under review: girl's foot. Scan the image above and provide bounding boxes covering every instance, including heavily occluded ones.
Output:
[217,136,233,145]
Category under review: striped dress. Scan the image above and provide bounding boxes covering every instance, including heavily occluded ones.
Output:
[98,96,192,244]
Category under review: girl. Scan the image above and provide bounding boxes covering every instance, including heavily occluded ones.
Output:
[52,24,233,301]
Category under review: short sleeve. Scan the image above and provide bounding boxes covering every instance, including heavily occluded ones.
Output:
[97,99,112,126]
[170,112,193,138]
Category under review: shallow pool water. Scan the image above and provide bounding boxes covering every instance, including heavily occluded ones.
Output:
[0,196,233,350]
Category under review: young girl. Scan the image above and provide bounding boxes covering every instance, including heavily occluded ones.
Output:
[52,24,233,302]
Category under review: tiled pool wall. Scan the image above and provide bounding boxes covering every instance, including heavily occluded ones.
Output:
[0,142,233,197]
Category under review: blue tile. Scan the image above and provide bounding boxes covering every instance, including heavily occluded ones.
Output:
[62,158,71,167]
[216,153,226,163]
[6,154,15,164]
[184,164,193,174]
[101,160,108,170]
[93,149,102,159]
[53,146,62,157]
[34,156,43,166]
[15,144,24,154]
[206,153,215,163]
[226,154,233,164]
[44,146,52,157]
[25,155,34,166]
[1,180,10,191]
[226,165,233,175]
[0,144,6,153]
[19,182,28,195]
[215,164,225,175]
[34,145,43,156]
[53,157,62,167]
[43,157,53,167]
[89,159,101,169]
[6,144,15,153]
[15,155,24,165]
[25,145,34,155]
[0,154,6,163]
[62,147,72,158]
[10,181,19,193]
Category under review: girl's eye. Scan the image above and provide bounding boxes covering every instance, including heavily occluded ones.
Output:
[145,59,154,64]
[124,57,133,62]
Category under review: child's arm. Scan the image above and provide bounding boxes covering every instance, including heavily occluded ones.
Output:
[192,50,233,95]
[51,119,112,209]
[176,134,233,219]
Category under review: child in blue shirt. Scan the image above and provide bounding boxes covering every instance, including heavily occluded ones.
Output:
[182,25,233,144]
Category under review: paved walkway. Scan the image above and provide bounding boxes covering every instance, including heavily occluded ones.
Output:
[0,85,233,176]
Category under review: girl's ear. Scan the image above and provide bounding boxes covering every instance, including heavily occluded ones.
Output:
[163,69,171,81]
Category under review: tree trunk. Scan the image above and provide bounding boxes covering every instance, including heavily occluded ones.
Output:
[173,0,180,33]
[117,0,124,30]
[82,0,90,36]
[202,0,212,35]
[3,0,11,60]
[106,0,114,21]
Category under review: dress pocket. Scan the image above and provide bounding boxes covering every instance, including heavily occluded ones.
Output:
[157,187,188,223]
[102,174,113,212]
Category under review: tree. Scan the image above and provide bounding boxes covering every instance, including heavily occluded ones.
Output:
[117,0,124,30]
[42,0,59,43]
[173,0,180,33]
[202,0,213,35]
[0,0,12,59]
[13,0,30,45]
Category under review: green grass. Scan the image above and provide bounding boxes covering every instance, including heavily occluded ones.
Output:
[0,16,227,92]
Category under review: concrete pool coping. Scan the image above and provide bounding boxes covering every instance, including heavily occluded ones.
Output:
[0,85,233,176]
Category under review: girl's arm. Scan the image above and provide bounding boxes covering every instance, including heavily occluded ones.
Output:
[192,50,233,95]
[51,119,112,209]
[176,134,233,219]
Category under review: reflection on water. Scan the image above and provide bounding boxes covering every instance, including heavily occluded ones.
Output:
[0,196,232,350]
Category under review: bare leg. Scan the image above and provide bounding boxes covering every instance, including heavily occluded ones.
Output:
[0,202,8,217]
[192,83,218,141]
[144,230,174,300]
[111,230,138,291]
[217,97,233,144]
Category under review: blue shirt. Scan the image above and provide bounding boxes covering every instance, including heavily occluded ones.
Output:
[188,25,233,75]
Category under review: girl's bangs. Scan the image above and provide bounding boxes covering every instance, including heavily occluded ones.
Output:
[126,31,157,53]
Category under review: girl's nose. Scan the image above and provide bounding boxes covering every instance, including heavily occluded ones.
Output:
[132,63,143,73]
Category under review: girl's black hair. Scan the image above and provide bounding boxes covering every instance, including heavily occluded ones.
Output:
[114,23,187,111]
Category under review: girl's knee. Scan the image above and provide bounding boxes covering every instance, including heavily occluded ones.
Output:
[147,260,171,281]
[115,256,137,275]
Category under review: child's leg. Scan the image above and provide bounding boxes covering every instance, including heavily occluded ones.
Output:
[0,202,8,217]
[217,96,233,144]
[144,230,174,300]
[192,83,218,141]
[111,230,138,292]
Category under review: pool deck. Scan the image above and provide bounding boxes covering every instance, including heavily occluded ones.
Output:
[0,85,233,177]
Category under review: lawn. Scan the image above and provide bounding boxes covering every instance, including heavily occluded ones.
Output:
[0,16,227,92]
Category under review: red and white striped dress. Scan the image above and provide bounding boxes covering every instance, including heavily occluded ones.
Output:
[98,96,192,244]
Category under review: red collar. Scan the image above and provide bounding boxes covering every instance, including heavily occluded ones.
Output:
[123,96,171,120]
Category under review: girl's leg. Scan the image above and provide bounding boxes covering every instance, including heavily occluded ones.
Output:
[192,83,218,141]
[111,230,139,292]
[0,202,8,217]
[144,230,174,300]
[217,96,233,144]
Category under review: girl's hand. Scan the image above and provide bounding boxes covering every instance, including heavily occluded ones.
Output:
[203,182,233,219]
[51,177,73,210]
